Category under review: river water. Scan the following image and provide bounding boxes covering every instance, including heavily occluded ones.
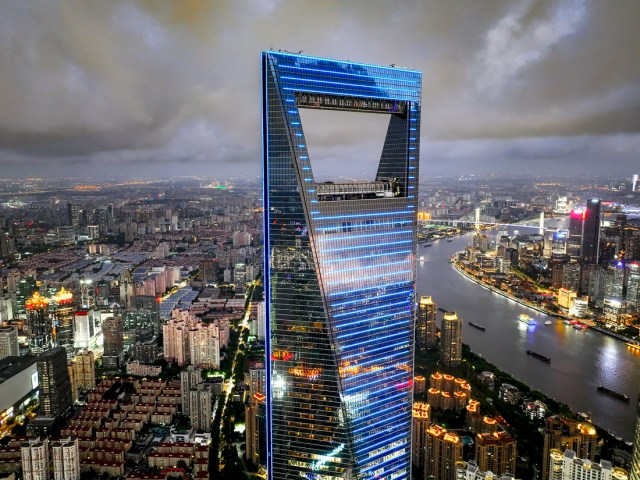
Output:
[416,230,640,441]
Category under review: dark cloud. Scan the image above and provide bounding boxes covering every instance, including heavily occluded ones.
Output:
[0,0,639,178]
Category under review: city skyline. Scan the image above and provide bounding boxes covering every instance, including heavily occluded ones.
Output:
[1,1,640,179]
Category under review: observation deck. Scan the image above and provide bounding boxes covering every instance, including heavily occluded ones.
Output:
[315,178,401,201]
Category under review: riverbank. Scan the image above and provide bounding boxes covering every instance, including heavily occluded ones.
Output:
[450,255,637,346]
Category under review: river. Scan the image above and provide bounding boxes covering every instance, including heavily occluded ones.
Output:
[416,229,640,441]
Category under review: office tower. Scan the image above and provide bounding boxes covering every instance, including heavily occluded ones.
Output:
[550,254,571,289]
[417,296,437,349]
[180,366,202,415]
[542,415,598,480]
[73,310,97,350]
[412,402,431,470]
[67,203,81,228]
[263,51,421,479]
[25,292,52,354]
[633,174,639,192]
[21,437,50,480]
[583,199,601,262]
[37,347,72,418]
[16,276,38,317]
[628,264,640,315]
[74,350,95,391]
[246,367,266,466]
[549,449,627,480]
[102,316,124,368]
[188,384,212,432]
[52,288,74,358]
[51,437,80,480]
[475,431,517,476]
[0,326,19,360]
[441,311,462,366]
[425,425,463,480]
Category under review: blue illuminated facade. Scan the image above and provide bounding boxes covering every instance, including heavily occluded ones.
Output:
[262,51,421,480]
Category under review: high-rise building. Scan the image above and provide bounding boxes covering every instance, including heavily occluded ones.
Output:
[441,311,462,366]
[0,326,19,360]
[475,431,517,476]
[549,449,628,480]
[51,437,80,480]
[263,51,421,479]
[52,288,74,358]
[582,199,601,262]
[21,437,50,480]
[245,367,266,467]
[25,292,52,354]
[542,415,598,480]
[188,384,212,432]
[67,203,81,228]
[102,316,124,368]
[180,366,202,416]
[74,350,95,392]
[36,347,72,418]
[417,296,437,349]
[425,425,463,480]
[412,402,431,470]
[188,323,220,369]
[79,279,95,309]
[16,276,38,318]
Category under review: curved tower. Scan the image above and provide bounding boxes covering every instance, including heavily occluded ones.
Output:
[262,51,421,480]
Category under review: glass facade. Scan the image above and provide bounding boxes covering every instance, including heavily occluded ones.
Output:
[262,51,421,480]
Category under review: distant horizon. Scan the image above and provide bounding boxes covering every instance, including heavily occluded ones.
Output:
[2,2,640,179]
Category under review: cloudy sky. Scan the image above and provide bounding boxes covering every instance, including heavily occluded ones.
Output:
[1,0,639,180]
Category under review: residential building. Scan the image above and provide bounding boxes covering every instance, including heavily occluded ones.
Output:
[417,296,437,349]
[441,311,462,366]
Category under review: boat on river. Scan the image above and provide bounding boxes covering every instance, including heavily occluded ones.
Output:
[518,314,535,325]
[468,321,486,331]
[526,350,551,363]
[597,386,629,401]
[419,256,424,262]
[544,320,552,326]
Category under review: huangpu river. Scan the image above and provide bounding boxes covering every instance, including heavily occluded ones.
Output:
[416,230,640,441]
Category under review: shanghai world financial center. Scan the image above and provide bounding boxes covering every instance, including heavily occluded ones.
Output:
[262,51,421,479]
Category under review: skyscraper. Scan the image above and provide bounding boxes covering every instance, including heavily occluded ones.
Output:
[25,292,52,354]
[583,198,601,262]
[263,51,421,479]
[441,311,462,366]
[417,296,437,349]
[36,347,73,418]
[52,287,74,358]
